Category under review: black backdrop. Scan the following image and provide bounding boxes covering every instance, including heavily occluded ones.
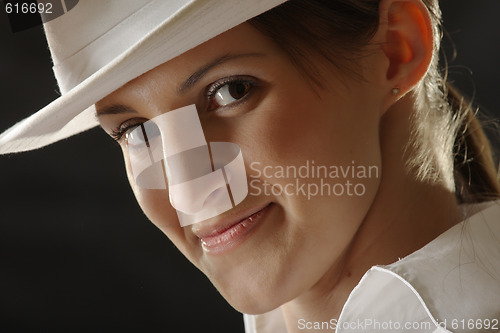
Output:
[1,1,499,332]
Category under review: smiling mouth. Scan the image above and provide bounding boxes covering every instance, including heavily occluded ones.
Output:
[193,203,272,255]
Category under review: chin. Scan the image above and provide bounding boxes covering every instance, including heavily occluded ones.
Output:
[208,268,294,315]
[222,290,285,315]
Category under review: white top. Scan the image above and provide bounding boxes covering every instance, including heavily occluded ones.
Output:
[243,201,500,333]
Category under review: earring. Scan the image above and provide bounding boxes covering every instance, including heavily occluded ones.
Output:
[392,88,400,95]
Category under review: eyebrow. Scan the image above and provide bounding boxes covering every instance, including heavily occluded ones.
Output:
[96,52,265,118]
[96,104,138,117]
[178,52,265,93]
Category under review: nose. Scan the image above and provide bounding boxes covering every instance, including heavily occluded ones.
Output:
[168,167,233,216]
[156,104,232,217]
[167,142,248,226]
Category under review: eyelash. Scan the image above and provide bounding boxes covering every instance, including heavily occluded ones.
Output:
[110,119,143,142]
[110,75,256,142]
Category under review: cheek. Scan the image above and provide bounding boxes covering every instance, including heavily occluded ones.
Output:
[122,151,195,255]
[240,79,382,179]
[135,188,177,230]
[244,81,381,262]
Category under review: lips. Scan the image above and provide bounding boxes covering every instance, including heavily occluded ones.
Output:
[192,203,271,255]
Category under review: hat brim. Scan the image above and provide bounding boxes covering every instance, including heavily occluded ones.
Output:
[0,0,287,154]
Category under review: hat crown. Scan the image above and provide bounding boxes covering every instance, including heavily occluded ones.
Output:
[45,0,192,94]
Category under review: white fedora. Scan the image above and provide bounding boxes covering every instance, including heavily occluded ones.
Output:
[0,0,287,154]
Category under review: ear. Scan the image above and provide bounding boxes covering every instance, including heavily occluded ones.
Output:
[377,0,434,106]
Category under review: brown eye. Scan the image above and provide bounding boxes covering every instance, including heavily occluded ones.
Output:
[213,81,252,107]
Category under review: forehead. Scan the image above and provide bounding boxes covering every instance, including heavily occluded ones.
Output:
[97,22,278,105]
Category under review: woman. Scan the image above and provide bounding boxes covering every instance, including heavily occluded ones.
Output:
[2,0,499,332]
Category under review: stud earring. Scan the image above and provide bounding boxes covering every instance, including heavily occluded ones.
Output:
[392,88,400,95]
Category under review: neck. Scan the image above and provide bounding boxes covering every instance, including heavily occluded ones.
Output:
[281,95,463,333]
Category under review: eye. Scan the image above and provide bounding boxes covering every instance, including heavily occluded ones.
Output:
[206,76,255,111]
[125,125,145,147]
[214,81,251,106]
[109,117,158,145]
[125,121,161,149]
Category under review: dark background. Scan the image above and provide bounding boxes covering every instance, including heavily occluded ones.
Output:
[1,1,499,332]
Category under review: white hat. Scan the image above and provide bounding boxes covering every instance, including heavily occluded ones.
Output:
[0,0,287,154]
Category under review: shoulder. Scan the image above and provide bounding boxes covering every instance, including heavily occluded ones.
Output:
[339,201,500,333]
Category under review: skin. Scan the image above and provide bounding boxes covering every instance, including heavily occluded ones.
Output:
[97,0,463,331]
